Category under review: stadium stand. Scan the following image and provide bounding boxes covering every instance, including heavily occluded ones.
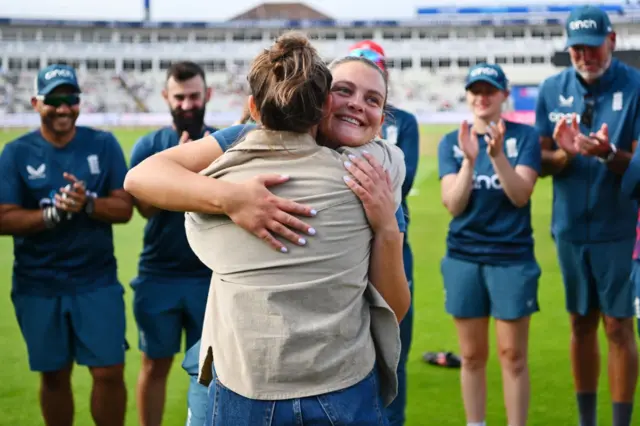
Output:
[1,2,640,120]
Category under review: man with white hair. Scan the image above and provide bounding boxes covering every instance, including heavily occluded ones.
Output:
[535,6,640,426]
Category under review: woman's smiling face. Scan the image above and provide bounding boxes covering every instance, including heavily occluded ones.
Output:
[320,60,387,147]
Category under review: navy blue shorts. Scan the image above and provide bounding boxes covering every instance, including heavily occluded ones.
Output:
[132,276,209,359]
[555,238,635,318]
[12,284,128,372]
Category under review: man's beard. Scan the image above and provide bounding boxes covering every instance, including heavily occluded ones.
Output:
[576,53,612,83]
[172,107,206,140]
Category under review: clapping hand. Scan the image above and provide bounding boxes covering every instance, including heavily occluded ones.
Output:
[574,123,611,158]
[553,114,580,156]
[458,120,479,162]
[55,172,87,214]
[485,119,506,158]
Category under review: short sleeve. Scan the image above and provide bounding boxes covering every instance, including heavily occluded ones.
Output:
[105,133,129,192]
[396,112,420,200]
[631,94,640,150]
[212,124,258,152]
[516,127,542,174]
[621,148,640,200]
[437,133,460,179]
[386,145,407,209]
[0,144,23,205]
[395,205,406,233]
[534,80,553,139]
[181,340,201,377]
[129,134,156,169]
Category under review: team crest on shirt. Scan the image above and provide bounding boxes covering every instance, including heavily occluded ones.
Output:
[612,92,623,112]
[87,155,101,175]
[453,145,464,158]
[26,164,46,179]
[505,138,518,158]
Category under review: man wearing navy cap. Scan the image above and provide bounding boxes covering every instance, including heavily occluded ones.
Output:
[0,64,133,426]
[348,40,420,426]
[535,6,640,426]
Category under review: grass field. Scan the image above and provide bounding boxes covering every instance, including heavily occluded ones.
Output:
[0,124,637,425]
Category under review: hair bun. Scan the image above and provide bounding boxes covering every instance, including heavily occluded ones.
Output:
[268,32,311,63]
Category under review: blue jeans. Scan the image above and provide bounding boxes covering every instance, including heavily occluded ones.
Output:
[205,368,389,426]
[186,374,208,426]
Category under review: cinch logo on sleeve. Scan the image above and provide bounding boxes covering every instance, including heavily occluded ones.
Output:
[44,69,74,81]
[548,112,581,124]
[470,67,498,78]
[569,19,597,31]
[473,173,502,190]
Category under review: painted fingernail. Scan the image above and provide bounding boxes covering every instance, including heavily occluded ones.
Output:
[362,150,370,154]
[280,247,288,253]
[490,121,496,126]
[348,154,357,160]
[280,174,290,179]
[344,161,352,168]
[310,209,317,216]
[298,238,306,245]
[308,227,317,236]
[343,176,351,182]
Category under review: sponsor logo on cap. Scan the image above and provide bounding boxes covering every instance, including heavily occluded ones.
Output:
[569,19,597,31]
[44,68,74,81]
[470,67,499,78]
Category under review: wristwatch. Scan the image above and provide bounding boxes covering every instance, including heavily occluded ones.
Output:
[597,144,617,163]
[84,193,97,215]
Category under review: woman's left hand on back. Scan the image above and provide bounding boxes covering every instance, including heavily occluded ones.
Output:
[343,153,398,234]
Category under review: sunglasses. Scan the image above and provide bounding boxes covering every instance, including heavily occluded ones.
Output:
[348,48,386,70]
[37,94,81,108]
[581,95,595,128]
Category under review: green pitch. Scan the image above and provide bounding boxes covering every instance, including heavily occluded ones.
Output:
[0,125,635,425]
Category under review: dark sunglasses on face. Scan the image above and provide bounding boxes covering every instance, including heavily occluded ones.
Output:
[37,94,81,108]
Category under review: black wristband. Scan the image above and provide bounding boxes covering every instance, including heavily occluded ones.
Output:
[84,195,96,216]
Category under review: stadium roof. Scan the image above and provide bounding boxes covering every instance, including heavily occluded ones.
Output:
[1,3,639,29]
[229,2,332,21]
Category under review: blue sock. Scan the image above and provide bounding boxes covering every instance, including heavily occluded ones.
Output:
[577,392,597,426]
[612,402,633,426]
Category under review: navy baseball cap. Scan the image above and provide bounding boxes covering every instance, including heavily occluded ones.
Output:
[35,64,81,96]
[465,63,508,91]
[565,6,613,48]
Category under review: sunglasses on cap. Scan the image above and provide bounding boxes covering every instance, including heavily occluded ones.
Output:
[348,48,386,69]
[36,94,81,108]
